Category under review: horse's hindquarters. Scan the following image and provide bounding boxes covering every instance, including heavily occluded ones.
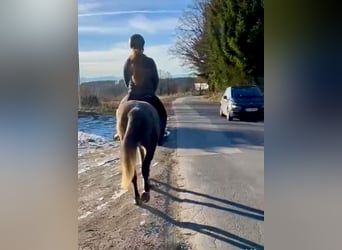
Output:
[116,100,160,203]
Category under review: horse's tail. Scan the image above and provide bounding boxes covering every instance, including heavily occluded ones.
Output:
[120,108,142,190]
[120,139,137,190]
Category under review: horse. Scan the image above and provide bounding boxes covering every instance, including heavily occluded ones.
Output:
[116,96,160,205]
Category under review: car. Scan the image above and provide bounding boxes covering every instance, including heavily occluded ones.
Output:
[219,85,264,121]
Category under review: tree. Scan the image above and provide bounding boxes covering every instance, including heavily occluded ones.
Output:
[171,0,264,91]
[166,71,172,95]
[169,0,210,79]
[206,0,264,90]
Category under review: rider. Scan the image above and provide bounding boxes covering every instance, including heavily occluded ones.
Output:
[121,33,168,145]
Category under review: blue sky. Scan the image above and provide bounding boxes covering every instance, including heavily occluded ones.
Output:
[78,0,193,79]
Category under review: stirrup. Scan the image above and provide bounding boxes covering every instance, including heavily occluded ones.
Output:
[113,133,120,141]
[164,129,170,138]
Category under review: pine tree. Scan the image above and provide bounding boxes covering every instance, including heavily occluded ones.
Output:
[206,0,263,90]
[171,0,263,91]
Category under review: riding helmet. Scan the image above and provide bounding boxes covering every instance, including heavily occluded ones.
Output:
[129,34,145,49]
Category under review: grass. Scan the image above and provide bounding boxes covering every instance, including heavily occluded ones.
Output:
[202,91,223,103]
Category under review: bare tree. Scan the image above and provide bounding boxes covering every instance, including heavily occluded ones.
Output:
[169,0,209,78]
[158,69,165,95]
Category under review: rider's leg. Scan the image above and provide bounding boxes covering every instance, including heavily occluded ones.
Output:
[147,96,167,145]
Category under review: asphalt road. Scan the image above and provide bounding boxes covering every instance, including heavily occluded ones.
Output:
[173,96,264,250]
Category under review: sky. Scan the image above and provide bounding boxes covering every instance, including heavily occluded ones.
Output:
[78,0,194,80]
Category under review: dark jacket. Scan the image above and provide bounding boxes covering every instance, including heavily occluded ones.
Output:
[123,55,159,96]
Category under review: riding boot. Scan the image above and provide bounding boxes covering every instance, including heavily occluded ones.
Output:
[158,117,167,146]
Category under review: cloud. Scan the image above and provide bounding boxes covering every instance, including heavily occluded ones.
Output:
[78,26,128,34]
[78,15,178,34]
[78,9,181,17]
[78,2,101,13]
[128,15,178,33]
[79,43,190,78]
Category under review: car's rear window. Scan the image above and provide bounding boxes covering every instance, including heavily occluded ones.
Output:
[232,87,263,98]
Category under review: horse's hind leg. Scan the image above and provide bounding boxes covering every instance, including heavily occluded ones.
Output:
[132,171,141,205]
[141,143,157,203]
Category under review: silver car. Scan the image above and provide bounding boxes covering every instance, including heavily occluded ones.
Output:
[220,85,264,121]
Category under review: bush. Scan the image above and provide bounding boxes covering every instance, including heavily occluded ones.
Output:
[81,95,100,107]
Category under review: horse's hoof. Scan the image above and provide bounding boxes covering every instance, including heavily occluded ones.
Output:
[141,192,150,203]
[134,196,142,206]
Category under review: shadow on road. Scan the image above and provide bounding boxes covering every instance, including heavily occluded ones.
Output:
[143,179,264,249]
[150,179,264,220]
[141,203,263,250]
[163,127,263,150]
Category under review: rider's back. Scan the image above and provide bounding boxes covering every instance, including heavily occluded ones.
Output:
[124,52,159,97]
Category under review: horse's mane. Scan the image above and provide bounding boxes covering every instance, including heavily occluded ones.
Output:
[129,49,145,87]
